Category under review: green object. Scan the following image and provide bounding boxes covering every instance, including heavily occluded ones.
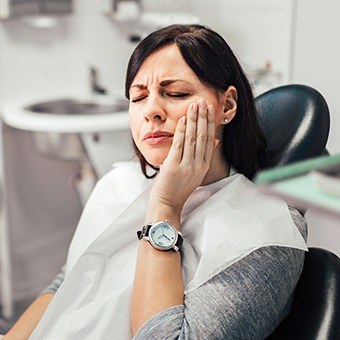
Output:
[254,154,340,215]
[254,154,340,184]
[272,175,340,214]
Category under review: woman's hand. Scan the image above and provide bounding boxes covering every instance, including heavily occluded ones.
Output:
[147,98,216,222]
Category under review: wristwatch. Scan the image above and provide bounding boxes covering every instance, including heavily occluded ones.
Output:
[137,220,183,252]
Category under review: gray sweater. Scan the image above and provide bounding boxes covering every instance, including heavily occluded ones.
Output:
[42,207,306,339]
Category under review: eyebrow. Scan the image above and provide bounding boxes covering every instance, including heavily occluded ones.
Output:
[131,79,193,89]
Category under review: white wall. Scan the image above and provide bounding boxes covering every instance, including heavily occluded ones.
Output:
[146,0,294,89]
[292,0,340,154]
[292,0,340,256]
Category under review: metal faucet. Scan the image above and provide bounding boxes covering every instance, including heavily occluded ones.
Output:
[89,66,108,95]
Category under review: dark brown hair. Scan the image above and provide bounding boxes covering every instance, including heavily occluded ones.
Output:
[125,24,266,179]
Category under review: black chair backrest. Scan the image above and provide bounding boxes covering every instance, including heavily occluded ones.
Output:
[267,248,340,339]
[255,84,330,169]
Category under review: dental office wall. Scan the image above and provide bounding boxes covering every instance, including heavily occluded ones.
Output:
[0,0,338,305]
[292,0,340,258]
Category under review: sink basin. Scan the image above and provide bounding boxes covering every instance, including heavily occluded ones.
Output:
[2,95,130,133]
[2,95,131,161]
[25,98,128,116]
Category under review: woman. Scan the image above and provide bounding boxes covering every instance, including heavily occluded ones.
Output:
[5,24,307,339]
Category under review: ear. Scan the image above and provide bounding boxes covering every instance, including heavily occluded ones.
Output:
[219,86,237,125]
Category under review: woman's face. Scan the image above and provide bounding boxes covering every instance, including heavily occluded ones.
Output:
[128,44,226,167]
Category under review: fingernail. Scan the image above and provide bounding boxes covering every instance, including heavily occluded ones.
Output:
[199,98,207,110]
[192,102,198,113]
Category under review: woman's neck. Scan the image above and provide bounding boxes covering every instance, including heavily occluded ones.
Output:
[201,151,230,186]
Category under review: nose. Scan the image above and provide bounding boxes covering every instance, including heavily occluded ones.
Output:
[143,94,166,122]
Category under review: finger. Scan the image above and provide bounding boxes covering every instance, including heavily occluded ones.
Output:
[204,105,216,162]
[194,98,208,161]
[182,102,198,162]
[166,115,186,164]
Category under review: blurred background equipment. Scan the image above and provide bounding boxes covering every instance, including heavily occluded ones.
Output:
[0,0,72,20]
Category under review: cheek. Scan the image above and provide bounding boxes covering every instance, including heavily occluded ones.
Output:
[129,119,140,146]
[128,111,141,142]
[168,101,193,121]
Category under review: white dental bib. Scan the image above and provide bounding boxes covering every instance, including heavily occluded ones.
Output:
[30,162,307,340]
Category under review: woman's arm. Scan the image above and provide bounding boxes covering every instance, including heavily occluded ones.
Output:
[133,208,307,339]
[131,207,184,335]
[131,100,216,334]
[4,265,65,339]
[4,293,54,340]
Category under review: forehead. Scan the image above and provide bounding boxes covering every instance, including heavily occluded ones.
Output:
[131,44,200,86]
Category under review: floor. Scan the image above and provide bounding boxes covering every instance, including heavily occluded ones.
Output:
[0,299,32,334]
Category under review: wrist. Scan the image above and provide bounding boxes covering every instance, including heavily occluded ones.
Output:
[145,202,181,230]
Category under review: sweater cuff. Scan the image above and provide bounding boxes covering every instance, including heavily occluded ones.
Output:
[133,305,185,340]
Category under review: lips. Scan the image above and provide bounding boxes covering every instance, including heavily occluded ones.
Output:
[142,130,174,145]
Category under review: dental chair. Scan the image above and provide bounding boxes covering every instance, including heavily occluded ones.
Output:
[255,85,340,339]
[267,247,340,339]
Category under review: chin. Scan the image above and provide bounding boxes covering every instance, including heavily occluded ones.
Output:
[143,148,169,167]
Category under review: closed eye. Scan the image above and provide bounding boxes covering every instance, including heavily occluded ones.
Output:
[167,92,191,99]
[131,92,191,103]
[131,96,147,103]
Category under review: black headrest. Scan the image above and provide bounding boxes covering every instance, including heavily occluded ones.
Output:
[255,85,330,169]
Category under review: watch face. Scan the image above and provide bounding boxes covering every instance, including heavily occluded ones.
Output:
[149,221,177,250]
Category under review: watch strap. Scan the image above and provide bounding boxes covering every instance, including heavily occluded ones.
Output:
[137,223,151,240]
[175,232,184,249]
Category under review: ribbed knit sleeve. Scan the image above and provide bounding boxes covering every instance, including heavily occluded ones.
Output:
[39,265,66,295]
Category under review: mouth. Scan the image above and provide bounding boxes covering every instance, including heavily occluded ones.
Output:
[142,131,174,145]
